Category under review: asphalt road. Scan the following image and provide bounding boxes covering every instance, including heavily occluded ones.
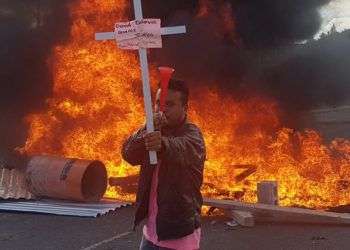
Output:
[1,205,350,250]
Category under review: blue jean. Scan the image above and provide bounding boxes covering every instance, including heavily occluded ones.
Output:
[139,236,174,250]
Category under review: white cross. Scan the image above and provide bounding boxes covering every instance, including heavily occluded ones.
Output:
[95,0,186,165]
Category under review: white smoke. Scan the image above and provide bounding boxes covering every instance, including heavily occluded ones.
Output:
[315,0,350,39]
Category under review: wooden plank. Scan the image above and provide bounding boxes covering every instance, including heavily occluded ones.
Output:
[204,198,350,225]
[226,210,255,227]
[234,165,257,183]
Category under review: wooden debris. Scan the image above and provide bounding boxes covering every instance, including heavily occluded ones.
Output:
[232,164,256,169]
[225,210,255,227]
[109,175,138,186]
[207,206,218,215]
[204,198,350,225]
[225,220,239,228]
[257,181,278,205]
[232,164,257,183]
[109,175,139,194]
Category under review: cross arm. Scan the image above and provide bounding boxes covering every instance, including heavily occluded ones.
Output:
[95,25,186,41]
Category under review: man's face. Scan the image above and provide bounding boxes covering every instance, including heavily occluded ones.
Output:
[155,88,187,127]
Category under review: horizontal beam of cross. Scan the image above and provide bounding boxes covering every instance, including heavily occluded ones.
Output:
[95,26,186,41]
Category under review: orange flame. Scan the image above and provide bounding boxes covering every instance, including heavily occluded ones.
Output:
[23,0,350,208]
[196,0,210,18]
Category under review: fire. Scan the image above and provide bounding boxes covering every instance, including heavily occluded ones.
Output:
[196,0,210,18]
[23,0,350,208]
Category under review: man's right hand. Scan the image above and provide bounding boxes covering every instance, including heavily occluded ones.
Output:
[144,131,162,152]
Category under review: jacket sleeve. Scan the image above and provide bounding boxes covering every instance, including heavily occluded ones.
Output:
[121,127,147,166]
[161,124,206,167]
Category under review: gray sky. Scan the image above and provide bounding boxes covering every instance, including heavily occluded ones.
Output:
[316,0,350,38]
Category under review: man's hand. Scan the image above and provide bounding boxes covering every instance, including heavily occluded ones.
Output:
[144,131,162,152]
[154,112,167,130]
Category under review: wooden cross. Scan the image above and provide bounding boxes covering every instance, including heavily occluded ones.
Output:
[95,0,186,165]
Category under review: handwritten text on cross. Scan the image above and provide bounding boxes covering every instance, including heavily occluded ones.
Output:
[115,19,162,49]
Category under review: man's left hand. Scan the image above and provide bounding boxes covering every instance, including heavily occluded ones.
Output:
[144,131,162,152]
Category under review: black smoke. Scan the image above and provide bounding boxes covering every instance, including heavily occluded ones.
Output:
[232,0,332,48]
[261,31,350,124]
[0,0,72,155]
[143,0,331,47]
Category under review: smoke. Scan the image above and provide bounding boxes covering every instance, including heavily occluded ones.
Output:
[262,31,350,111]
[0,1,72,153]
[142,0,350,125]
[231,0,332,47]
[147,0,248,91]
[143,0,331,47]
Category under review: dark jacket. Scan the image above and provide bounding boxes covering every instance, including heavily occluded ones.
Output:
[121,119,206,241]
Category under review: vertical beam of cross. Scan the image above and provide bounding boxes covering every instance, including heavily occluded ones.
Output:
[132,0,158,165]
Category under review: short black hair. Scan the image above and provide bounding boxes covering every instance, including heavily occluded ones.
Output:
[160,79,189,106]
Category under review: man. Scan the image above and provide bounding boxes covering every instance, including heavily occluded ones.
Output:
[122,79,206,250]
